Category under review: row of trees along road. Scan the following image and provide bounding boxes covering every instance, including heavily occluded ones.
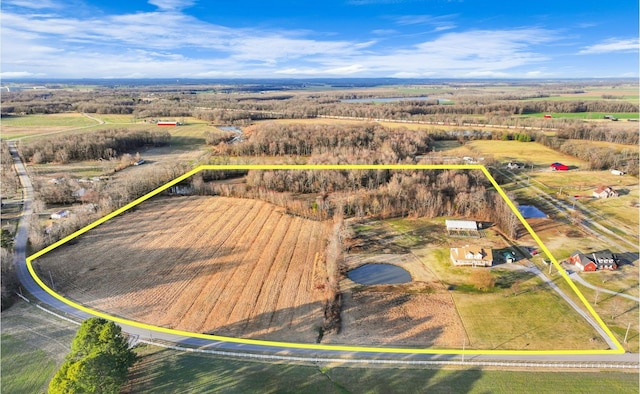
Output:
[48,318,136,394]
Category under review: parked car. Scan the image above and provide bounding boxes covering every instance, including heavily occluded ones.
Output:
[550,162,569,171]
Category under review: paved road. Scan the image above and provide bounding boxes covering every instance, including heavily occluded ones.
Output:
[569,272,640,303]
[7,145,638,365]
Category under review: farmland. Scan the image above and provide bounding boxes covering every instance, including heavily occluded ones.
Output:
[3,79,639,390]
[33,196,334,343]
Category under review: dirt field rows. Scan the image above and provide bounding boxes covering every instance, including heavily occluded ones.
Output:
[33,196,332,343]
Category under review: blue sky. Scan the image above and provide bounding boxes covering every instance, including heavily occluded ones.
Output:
[1,0,638,79]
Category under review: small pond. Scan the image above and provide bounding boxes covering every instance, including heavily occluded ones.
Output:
[347,264,411,285]
[218,126,243,134]
[518,205,547,219]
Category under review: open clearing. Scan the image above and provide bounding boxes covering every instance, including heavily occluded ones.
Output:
[33,196,333,343]
[128,344,640,393]
[465,140,587,168]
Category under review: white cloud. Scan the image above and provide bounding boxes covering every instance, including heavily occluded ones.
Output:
[2,0,60,9]
[147,0,195,11]
[579,38,639,54]
[371,29,398,36]
[275,64,367,76]
[0,4,589,79]
[0,71,43,78]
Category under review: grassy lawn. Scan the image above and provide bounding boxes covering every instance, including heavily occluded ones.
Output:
[454,287,606,350]
[1,334,58,393]
[553,276,639,353]
[128,345,640,393]
[531,170,638,191]
[1,301,79,393]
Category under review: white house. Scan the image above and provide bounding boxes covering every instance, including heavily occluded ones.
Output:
[450,246,493,267]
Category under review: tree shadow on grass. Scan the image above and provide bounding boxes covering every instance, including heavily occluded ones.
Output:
[125,345,485,393]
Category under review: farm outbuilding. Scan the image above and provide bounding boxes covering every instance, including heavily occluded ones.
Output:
[445,220,481,237]
[157,121,178,126]
[51,210,69,219]
[450,246,493,267]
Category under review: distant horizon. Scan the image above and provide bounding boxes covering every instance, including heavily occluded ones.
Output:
[2,76,638,84]
[2,0,638,80]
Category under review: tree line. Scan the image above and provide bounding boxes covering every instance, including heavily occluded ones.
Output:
[18,129,171,164]
[194,169,521,239]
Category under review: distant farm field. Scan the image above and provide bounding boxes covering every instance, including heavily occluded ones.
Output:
[33,196,333,343]
[465,140,587,167]
[521,112,639,119]
[1,113,100,139]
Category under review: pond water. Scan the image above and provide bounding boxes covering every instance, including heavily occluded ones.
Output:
[218,126,243,143]
[347,264,412,285]
[518,205,547,219]
[218,126,243,134]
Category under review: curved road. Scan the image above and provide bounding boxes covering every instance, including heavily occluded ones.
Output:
[569,272,640,303]
[7,142,639,365]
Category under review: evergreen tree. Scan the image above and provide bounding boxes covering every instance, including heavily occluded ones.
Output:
[49,318,136,394]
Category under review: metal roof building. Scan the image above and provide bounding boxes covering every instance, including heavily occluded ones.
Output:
[445,220,477,231]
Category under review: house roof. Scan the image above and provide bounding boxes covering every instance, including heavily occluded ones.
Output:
[594,185,614,193]
[451,246,493,262]
[571,250,618,265]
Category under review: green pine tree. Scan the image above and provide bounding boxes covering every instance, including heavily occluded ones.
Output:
[49,318,137,394]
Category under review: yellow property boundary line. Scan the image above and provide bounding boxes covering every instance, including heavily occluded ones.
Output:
[27,164,623,355]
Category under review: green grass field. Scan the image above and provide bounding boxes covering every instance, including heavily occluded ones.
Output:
[129,345,640,393]
[1,113,99,127]
[1,301,79,393]
[1,334,58,394]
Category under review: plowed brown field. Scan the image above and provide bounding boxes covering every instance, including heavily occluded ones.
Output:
[33,196,332,343]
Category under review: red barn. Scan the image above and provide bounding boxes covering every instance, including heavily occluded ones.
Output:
[543,114,552,119]
[157,121,178,126]
[550,162,569,171]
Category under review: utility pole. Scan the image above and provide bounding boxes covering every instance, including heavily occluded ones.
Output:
[548,260,552,275]
[462,337,466,363]
[624,322,631,343]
